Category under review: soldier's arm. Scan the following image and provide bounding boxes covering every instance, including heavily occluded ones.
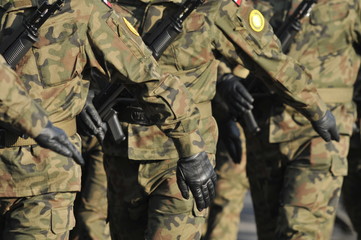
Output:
[213,0,328,122]
[0,55,49,138]
[85,1,205,158]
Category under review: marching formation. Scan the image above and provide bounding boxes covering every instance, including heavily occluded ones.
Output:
[0,0,360,240]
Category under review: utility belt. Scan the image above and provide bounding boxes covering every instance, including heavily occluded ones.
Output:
[114,99,212,125]
[0,118,77,148]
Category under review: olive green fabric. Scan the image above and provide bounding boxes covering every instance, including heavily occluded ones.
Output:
[245,0,361,239]
[0,55,48,138]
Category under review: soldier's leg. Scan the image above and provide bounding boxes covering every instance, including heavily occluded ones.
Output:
[145,155,215,240]
[204,124,249,240]
[104,153,214,240]
[342,130,361,239]
[276,136,349,240]
[246,133,285,240]
[0,192,76,240]
[103,153,147,240]
[75,135,110,240]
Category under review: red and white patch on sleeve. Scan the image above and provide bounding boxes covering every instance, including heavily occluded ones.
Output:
[102,0,112,8]
[233,0,242,6]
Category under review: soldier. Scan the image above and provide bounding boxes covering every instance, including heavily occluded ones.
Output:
[106,0,338,239]
[0,0,214,238]
[230,0,361,239]
[203,62,251,240]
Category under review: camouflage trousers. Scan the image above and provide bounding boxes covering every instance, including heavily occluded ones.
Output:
[103,152,215,240]
[342,127,361,240]
[0,192,76,240]
[70,135,110,240]
[203,122,249,240]
[246,134,349,240]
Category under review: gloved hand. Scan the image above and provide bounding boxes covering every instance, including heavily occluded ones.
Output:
[77,90,107,143]
[217,74,254,119]
[176,151,217,211]
[34,121,84,165]
[219,120,242,164]
[311,110,340,142]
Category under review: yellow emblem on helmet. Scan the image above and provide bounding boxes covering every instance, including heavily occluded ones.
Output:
[123,17,140,37]
[249,10,265,32]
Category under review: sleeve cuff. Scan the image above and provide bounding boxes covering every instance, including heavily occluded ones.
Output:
[14,101,49,138]
[172,130,206,159]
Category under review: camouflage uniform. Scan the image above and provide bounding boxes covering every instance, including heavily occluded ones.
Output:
[0,0,204,238]
[203,62,250,240]
[107,0,331,239]
[70,135,110,240]
[246,0,361,239]
[0,55,49,137]
[342,73,361,239]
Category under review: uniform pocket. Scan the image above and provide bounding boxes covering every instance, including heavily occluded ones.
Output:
[32,15,84,87]
[310,2,349,56]
[106,11,152,60]
[50,206,75,234]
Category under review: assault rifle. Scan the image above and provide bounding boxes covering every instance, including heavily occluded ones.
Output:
[143,0,205,60]
[276,0,317,53]
[0,0,64,68]
[92,76,126,144]
[92,0,205,143]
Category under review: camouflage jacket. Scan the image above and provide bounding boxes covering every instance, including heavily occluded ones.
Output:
[111,0,328,160]
[252,0,361,142]
[0,55,48,138]
[0,0,203,197]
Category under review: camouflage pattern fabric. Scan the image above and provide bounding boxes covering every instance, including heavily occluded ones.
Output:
[106,0,332,238]
[70,135,110,240]
[0,192,76,240]
[202,60,250,240]
[111,0,330,162]
[103,144,215,240]
[0,0,208,238]
[203,122,249,240]
[245,0,361,239]
[0,55,48,138]
[0,0,205,198]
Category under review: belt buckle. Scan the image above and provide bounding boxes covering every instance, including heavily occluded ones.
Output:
[129,106,152,125]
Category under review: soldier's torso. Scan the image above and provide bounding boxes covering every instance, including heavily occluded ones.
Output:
[0,0,92,197]
[110,0,220,160]
[0,0,91,124]
[253,0,361,141]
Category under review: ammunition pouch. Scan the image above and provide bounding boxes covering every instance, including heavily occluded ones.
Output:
[0,118,77,148]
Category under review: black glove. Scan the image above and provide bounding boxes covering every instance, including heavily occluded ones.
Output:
[217,74,254,118]
[311,110,340,142]
[219,120,242,164]
[176,151,217,211]
[77,90,107,143]
[34,121,84,166]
